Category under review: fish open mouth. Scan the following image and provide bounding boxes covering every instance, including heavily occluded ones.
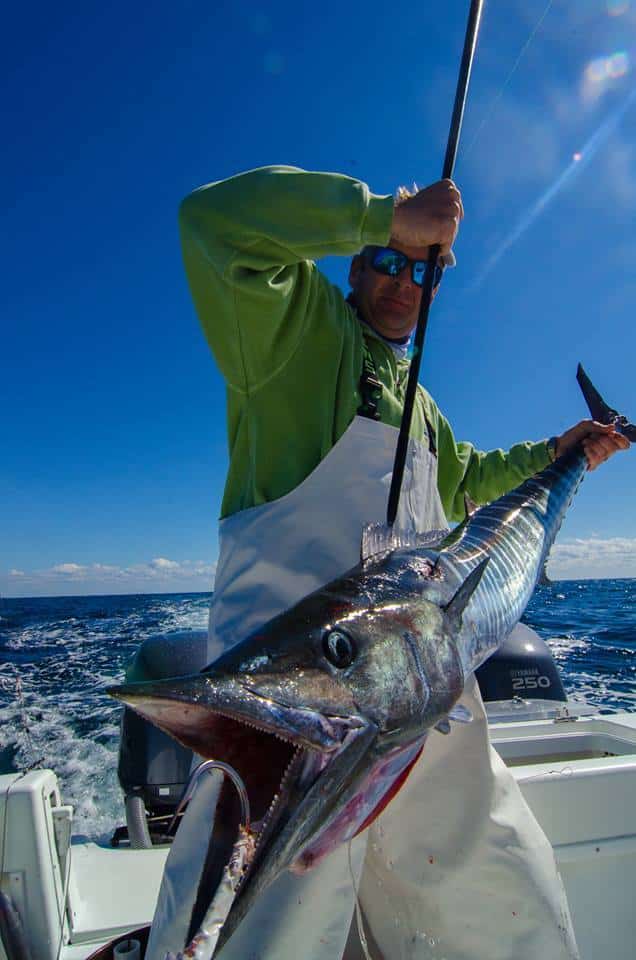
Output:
[109,675,370,923]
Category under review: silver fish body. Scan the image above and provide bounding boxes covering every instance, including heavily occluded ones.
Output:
[435,445,586,676]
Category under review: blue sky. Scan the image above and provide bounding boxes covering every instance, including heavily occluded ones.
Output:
[2,0,636,597]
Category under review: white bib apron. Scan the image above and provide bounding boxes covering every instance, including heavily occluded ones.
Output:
[150,415,579,960]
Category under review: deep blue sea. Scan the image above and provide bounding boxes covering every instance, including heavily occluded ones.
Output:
[1,582,635,841]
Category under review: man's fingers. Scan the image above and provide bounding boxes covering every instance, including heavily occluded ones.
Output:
[440,178,463,212]
[419,180,464,220]
[447,182,464,220]
[427,213,459,254]
[556,419,630,467]
[392,178,464,249]
[582,431,630,470]
[612,433,631,450]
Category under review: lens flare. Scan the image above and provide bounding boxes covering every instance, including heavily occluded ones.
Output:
[583,52,631,101]
[473,86,636,289]
[607,52,630,79]
[607,0,630,15]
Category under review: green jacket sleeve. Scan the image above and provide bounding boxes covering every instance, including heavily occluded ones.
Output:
[425,394,552,522]
[179,165,394,393]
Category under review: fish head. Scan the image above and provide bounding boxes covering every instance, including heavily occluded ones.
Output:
[211,582,459,742]
[108,578,460,948]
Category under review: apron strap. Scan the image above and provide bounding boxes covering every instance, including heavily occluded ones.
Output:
[358,342,437,457]
[357,342,382,421]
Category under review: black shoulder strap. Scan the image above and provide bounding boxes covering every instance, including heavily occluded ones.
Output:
[357,343,383,421]
[358,341,437,455]
[424,411,437,456]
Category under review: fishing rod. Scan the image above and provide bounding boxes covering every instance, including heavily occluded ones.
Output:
[386,0,485,527]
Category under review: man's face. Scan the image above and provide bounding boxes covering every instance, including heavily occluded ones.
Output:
[348,240,438,340]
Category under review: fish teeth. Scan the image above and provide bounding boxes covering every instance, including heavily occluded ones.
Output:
[257,750,305,845]
[204,705,299,745]
[233,747,308,897]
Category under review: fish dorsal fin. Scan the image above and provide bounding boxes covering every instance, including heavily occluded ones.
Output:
[361,522,449,563]
[463,492,478,518]
[448,704,473,724]
[444,556,490,629]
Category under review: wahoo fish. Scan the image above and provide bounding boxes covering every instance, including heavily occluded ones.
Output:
[109,366,633,954]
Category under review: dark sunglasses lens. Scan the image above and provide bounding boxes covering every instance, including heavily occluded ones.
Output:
[412,262,443,287]
[372,248,408,277]
[412,261,426,286]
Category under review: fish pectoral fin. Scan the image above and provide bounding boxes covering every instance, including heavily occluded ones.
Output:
[434,704,472,735]
[434,718,451,735]
[448,704,472,724]
[443,556,490,629]
[360,522,449,563]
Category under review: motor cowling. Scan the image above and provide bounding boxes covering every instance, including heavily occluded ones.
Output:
[117,630,208,845]
[476,622,566,703]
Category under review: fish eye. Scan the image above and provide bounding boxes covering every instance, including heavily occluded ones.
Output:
[323,629,356,669]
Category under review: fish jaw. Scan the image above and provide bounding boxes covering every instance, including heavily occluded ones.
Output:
[215,717,379,949]
[289,736,425,873]
[108,673,380,937]
[109,672,360,756]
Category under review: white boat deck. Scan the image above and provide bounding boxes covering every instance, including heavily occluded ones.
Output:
[492,713,636,960]
[66,844,168,951]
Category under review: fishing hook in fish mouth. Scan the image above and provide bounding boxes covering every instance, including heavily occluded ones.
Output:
[163,760,257,960]
[167,759,251,836]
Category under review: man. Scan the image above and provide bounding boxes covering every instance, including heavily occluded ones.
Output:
[175,165,628,959]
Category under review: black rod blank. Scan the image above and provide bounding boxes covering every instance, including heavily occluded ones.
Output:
[386,0,485,527]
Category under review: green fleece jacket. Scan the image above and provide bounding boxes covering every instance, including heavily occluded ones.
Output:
[179,165,551,523]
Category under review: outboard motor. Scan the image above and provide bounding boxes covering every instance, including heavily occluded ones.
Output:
[117,629,208,848]
[476,622,566,703]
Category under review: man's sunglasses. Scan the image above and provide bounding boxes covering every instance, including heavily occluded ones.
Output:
[365,246,443,288]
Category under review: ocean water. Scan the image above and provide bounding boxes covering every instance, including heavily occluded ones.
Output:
[1,581,635,841]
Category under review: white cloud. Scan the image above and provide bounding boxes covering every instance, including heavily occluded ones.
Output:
[126,559,216,580]
[1,557,217,596]
[52,563,87,576]
[548,536,636,579]
[150,557,180,570]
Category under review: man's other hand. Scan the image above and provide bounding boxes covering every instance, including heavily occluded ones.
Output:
[556,420,630,470]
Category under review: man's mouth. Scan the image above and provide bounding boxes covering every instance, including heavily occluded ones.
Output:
[378,295,412,311]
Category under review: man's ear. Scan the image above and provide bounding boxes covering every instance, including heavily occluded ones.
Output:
[349,254,364,289]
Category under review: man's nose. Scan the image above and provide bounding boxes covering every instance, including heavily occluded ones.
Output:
[393,270,413,289]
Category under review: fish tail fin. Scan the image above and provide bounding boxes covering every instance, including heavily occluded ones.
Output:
[577,364,636,440]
